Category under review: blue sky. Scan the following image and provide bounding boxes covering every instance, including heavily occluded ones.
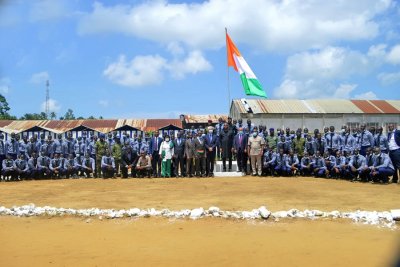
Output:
[0,0,399,119]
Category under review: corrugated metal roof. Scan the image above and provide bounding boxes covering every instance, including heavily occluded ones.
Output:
[369,100,400,114]
[145,119,182,132]
[231,99,400,114]
[314,99,363,113]
[81,120,117,133]
[184,114,228,123]
[45,120,84,132]
[386,100,400,111]
[351,100,382,113]
[0,121,12,127]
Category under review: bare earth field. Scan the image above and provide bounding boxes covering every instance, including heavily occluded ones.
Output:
[0,177,399,267]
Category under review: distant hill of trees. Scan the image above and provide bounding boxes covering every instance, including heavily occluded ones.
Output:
[0,94,103,121]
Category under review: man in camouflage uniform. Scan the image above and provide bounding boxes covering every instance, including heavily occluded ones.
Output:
[95,134,108,178]
[112,136,122,177]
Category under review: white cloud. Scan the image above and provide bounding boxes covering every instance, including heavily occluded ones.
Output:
[167,50,212,79]
[103,54,167,87]
[103,51,212,87]
[78,0,392,52]
[354,91,378,99]
[285,47,373,81]
[29,0,70,22]
[377,71,400,85]
[332,84,357,99]
[274,45,387,99]
[386,44,400,64]
[30,71,50,84]
[40,98,61,112]
[167,42,185,57]
[98,100,109,108]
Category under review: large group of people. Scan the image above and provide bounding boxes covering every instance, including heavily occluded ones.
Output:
[0,117,399,185]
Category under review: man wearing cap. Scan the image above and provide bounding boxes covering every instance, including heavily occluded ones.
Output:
[112,137,123,177]
[95,134,108,178]
[266,128,277,151]
[184,132,196,177]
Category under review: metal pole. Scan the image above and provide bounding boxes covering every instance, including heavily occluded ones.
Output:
[225,27,231,112]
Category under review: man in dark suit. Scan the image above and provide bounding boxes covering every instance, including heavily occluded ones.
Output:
[220,123,234,171]
[204,126,219,177]
[148,132,163,177]
[173,132,185,177]
[388,124,400,183]
[121,144,138,178]
[233,126,248,174]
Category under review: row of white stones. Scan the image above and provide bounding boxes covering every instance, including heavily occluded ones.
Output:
[0,204,398,229]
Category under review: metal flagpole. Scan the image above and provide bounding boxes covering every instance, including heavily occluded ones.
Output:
[225,27,231,112]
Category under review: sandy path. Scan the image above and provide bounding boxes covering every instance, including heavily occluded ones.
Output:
[0,177,399,267]
[0,177,398,211]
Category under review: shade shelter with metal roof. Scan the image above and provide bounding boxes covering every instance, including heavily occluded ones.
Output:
[230,99,400,131]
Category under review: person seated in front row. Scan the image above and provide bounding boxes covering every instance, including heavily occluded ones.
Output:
[359,147,374,182]
[369,147,395,184]
[300,151,313,176]
[64,153,78,178]
[14,154,31,181]
[2,154,16,181]
[348,148,366,182]
[323,151,336,178]
[82,153,95,178]
[313,151,328,178]
[50,153,65,179]
[274,149,288,176]
[285,150,299,176]
[262,148,276,176]
[101,150,116,178]
[136,150,152,178]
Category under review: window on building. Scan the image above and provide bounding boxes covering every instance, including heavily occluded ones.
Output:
[347,122,360,131]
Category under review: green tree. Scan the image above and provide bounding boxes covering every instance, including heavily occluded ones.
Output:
[20,112,48,120]
[0,94,15,119]
[64,109,75,120]
[50,111,57,120]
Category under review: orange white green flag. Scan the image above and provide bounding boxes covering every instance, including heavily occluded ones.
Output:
[226,32,267,98]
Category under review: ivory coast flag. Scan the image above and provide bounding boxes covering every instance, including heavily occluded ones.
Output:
[226,32,267,98]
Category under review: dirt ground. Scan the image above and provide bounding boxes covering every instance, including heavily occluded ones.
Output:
[0,177,399,267]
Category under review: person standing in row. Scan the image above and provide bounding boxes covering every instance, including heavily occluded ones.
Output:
[248,127,265,176]
[184,133,196,177]
[204,127,218,177]
[149,132,163,178]
[159,135,174,178]
[219,123,234,172]
[173,132,185,177]
[233,127,248,174]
